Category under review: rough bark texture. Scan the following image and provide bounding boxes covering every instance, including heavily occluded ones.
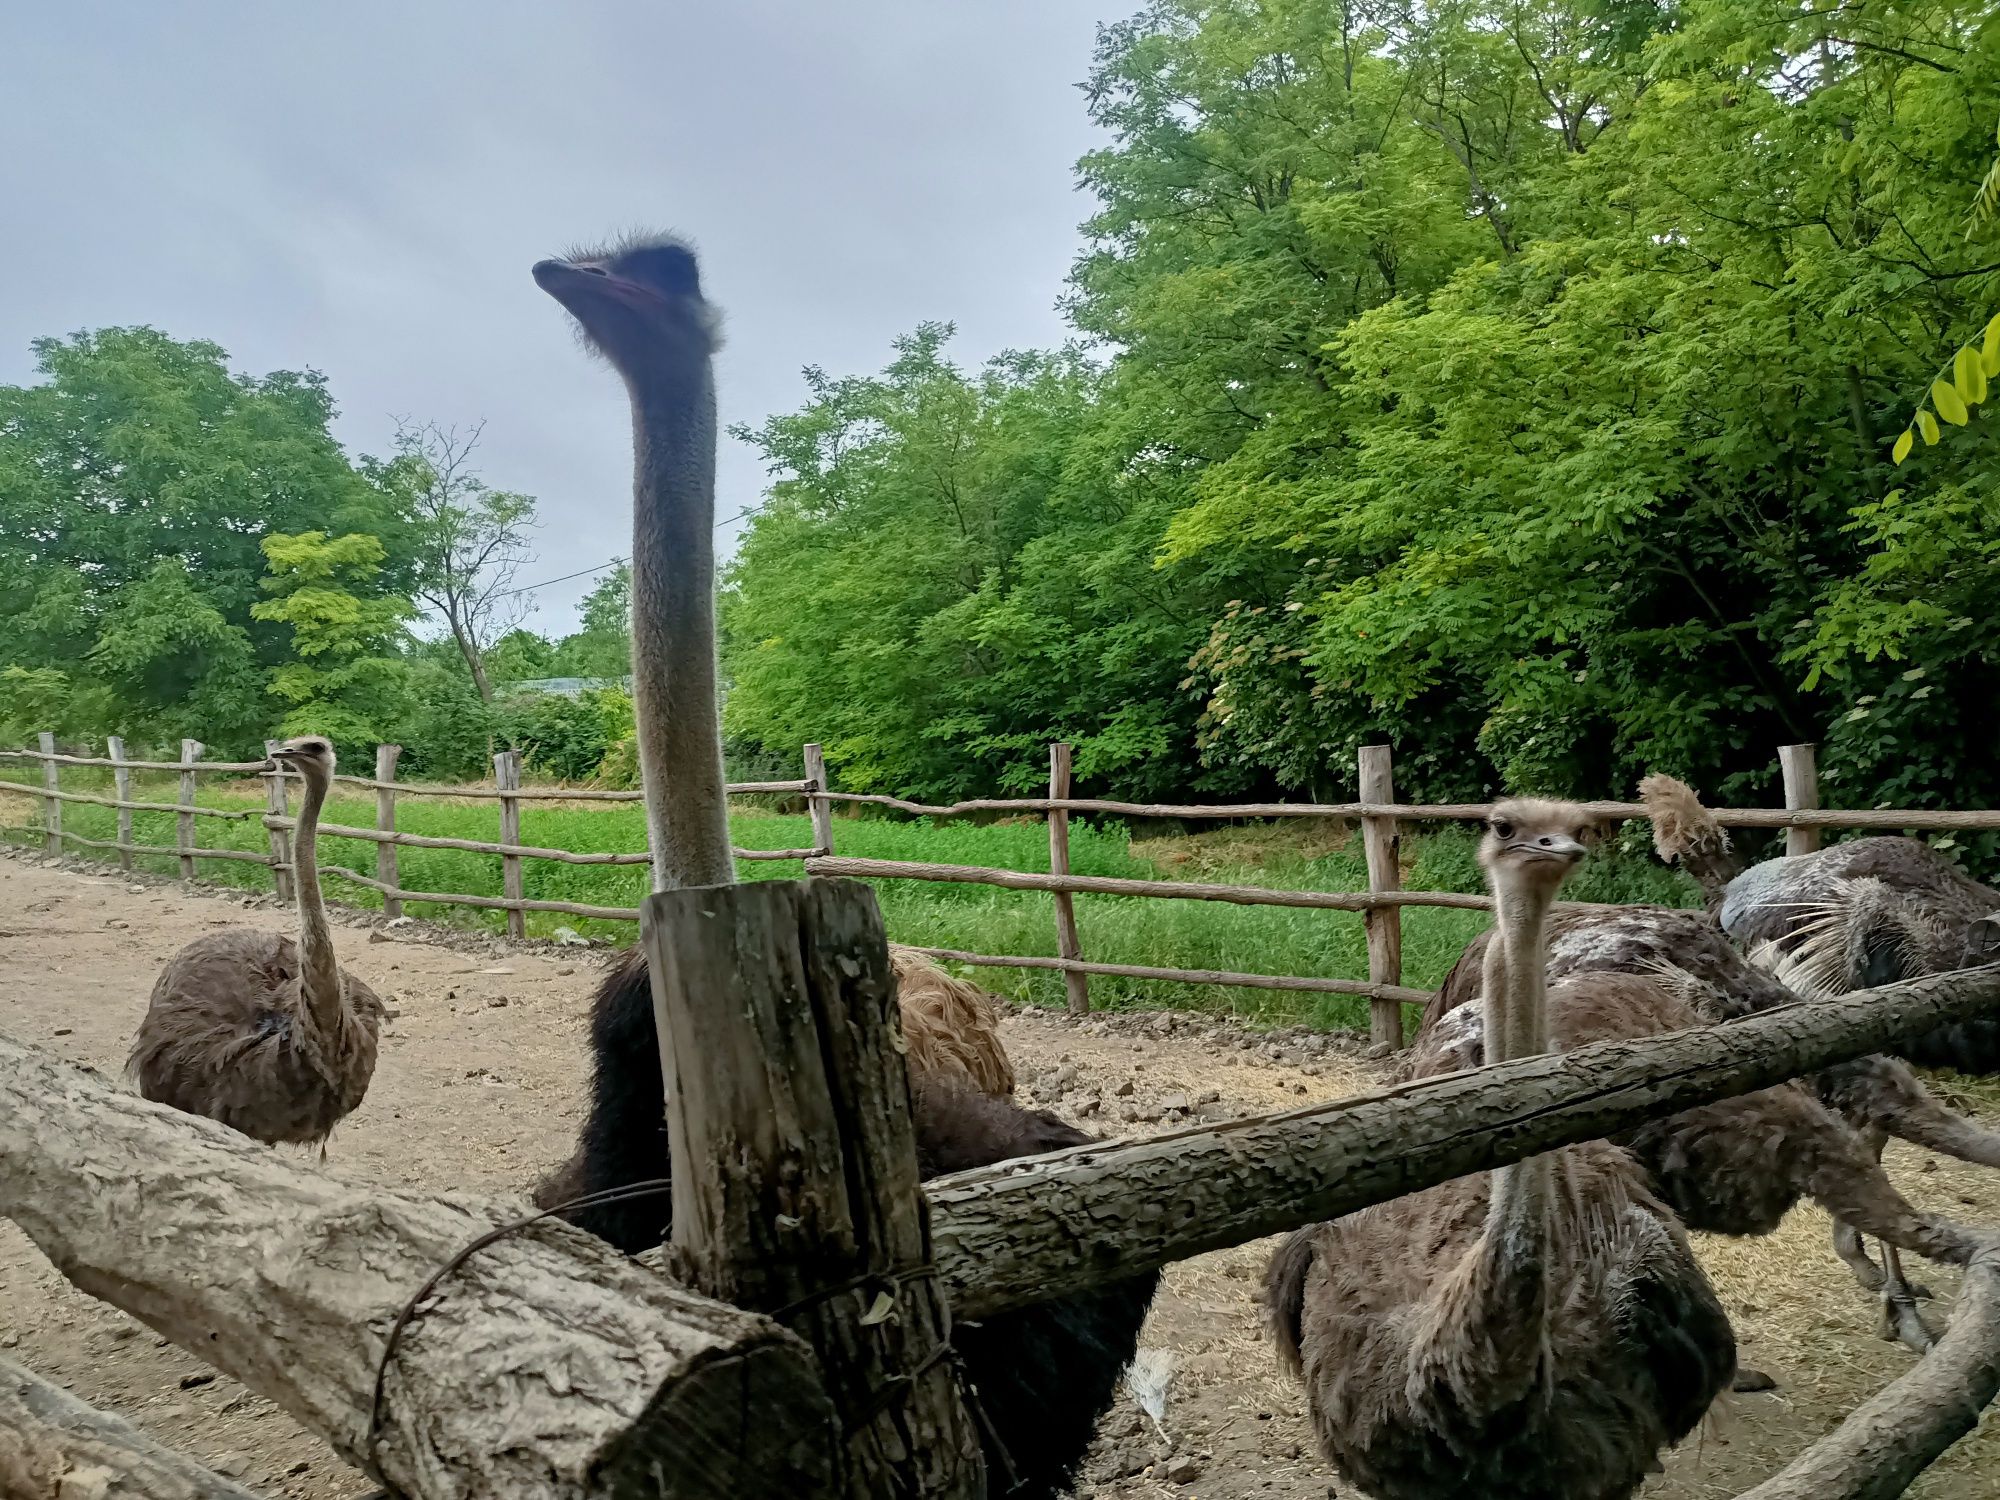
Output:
[1781,743,1823,859]
[928,965,2000,1320]
[1736,1251,2000,1500]
[0,1033,835,1500]
[0,1355,265,1500]
[646,878,983,1499]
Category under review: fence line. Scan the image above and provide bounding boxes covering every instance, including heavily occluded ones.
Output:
[6,733,1989,1030]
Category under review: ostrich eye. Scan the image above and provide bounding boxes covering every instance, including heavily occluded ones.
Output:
[1491,819,1514,839]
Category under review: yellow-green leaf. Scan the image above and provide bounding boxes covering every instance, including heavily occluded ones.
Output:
[1892,428,1914,465]
[1933,379,1969,425]
[1918,409,1941,444]
[1984,312,2000,365]
[1956,345,1989,405]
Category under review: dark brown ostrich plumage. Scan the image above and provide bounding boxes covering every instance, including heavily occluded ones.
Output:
[129,737,382,1148]
[1269,801,1734,1500]
[1419,901,1997,1346]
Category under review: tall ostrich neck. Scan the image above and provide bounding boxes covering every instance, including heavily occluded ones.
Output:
[630,366,734,893]
[291,767,341,1029]
[1479,867,1554,1315]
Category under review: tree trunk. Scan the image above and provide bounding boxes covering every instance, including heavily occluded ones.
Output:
[0,1034,835,1500]
[0,1355,266,1500]
[1734,1250,2000,1500]
[927,964,2000,1319]
[646,878,983,1499]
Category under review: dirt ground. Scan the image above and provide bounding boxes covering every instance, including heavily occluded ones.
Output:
[3,848,1999,1499]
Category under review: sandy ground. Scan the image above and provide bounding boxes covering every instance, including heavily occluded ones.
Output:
[3,848,1999,1499]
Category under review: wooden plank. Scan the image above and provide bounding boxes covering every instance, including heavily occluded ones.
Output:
[36,732,59,857]
[0,785,255,818]
[1736,1249,2000,1499]
[258,815,809,865]
[0,750,265,771]
[313,864,643,922]
[899,944,1430,1002]
[802,743,836,855]
[107,735,133,873]
[1358,744,1404,1047]
[0,829,272,864]
[176,740,203,882]
[1047,743,1091,1015]
[1781,742,1822,858]
[646,879,982,1498]
[925,962,2000,1320]
[374,745,402,919]
[321,777,808,800]
[0,1353,267,1499]
[0,1033,837,1500]
[494,750,525,939]
[807,854,1497,912]
[262,741,293,904]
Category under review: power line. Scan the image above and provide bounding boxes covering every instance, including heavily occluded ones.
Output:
[494,506,767,600]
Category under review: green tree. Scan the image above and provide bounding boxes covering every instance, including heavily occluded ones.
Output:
[0,326,410,751]
[551,564,633,678]
[250,531,414,749]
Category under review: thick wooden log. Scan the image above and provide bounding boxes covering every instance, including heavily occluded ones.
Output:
[0,1354,266,1499]
[1736,1250,2000,1500]
[0,1033,836,1500]
[802,743,836,855]
[646,878,983,1499]
[177,740,203,881]
[926,965,2000,1320]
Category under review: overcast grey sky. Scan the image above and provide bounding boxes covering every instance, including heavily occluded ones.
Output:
[0,2,1135,635]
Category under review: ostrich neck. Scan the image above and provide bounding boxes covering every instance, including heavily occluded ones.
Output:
[291,769,342,1030]
[629,369,734,892]
[1471,870,1554,1373]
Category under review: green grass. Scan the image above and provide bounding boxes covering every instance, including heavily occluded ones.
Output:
[0,769,1701,1030]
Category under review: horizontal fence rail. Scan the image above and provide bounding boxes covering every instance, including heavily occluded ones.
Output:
[5,736,1985,1032]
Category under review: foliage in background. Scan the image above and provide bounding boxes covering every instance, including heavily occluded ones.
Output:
[250,531,414,750]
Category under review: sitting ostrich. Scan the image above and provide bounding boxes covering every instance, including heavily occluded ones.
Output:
[1423,894,2000,1350]
[531,232,1157,1499]
[130,736,383,1148]
[1644,773,2000,1073]
[1268,800,1736,1500]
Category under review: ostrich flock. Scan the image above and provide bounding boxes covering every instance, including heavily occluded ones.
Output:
[112,234,2000,1500]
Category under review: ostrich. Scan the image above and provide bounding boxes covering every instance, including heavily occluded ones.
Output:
[1267,800,1736,1500]
[1644,773,2000,1073]
[130,736,383,1148]
[531,233,1157,1499]
[1422,897,2000,1350]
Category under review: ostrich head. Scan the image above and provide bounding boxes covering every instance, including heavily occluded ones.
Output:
[1478,799,1594,893]
[531,235,722,392]
[268,735,336,781]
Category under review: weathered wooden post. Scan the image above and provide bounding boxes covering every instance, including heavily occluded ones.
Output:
[1781,742,1821,858]
[645,877,984,1499]
[36,731,60,857]
[176,739,203,883]
[1358,744,1404,1048]
[1048,741,1090,1015]
[263,740,294,903]
[803,742,836,855]
[106,735,134,872]
[495,749,526,939]
[375,744,403,919]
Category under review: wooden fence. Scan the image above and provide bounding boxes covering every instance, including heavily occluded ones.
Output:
[7,735,2000,1047]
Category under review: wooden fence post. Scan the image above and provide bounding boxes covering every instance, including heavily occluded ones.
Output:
[263,740,294,903]
[376,744,403,919]
[1781,743,1822,858]
[106,736,133,873]
[36,732,60,857]
[1359,744,1404,1049]
[1048,742,1090,1015]
[647,879,983,1498]
[495,750,526,939]
[176,740,203,883]
[802,743,835,855]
